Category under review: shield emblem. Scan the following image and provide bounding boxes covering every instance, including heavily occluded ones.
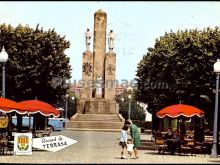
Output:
[17,136,29,151]
[83,62,92,76]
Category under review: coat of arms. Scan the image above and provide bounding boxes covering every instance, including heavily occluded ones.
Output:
[106,64,115,75]
[83,62,92,76]
[17,135,29,151]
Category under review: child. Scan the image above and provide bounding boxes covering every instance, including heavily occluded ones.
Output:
[119,125,129,159]
[127,139,134,159]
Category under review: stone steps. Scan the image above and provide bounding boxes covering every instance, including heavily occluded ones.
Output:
[67,113,124,131]
[138,139,155,150]
[74,114,121,122]
[65,128,121,132]
[66,120,124,129]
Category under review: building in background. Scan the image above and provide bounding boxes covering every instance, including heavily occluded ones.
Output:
[137,102,152,122]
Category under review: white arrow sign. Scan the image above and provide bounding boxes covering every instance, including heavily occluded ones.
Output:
[32,135,78,152]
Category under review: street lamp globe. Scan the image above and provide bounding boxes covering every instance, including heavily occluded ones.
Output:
[65,94,69,98]
[0,47,8,63]
[128,94,132,120]
[121,97,124,102]
[72,96,75,100]
[127,86,133,94]
[214,59,220,73]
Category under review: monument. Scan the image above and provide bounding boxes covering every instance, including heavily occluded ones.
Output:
[66,9,124,130]
[78,9,119,114]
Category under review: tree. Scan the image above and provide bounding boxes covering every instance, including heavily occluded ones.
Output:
[136,27,220,130]
[116,91,145,121]
[0,24,71,105]
[66,88,79,119]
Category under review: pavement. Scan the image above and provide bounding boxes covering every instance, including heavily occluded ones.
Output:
[0,129,220,164]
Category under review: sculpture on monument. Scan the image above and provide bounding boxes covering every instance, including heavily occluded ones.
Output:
[108,30,115,51]
[96,76,103,95]
[85,28,92,51]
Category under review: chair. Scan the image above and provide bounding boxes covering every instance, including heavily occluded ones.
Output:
[185,130,194,139]
[0,137,11,155]
[180,140,194,156]
[194,141,206,156]
[4,141,13,155]
[154,139,168,154]
[34,128,51,138]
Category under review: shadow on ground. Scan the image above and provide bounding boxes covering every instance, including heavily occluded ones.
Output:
[144,151,201,157]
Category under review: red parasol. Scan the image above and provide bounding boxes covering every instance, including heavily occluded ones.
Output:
[156,104,205,118]
[19,100,60,117]
[0,97,28,114]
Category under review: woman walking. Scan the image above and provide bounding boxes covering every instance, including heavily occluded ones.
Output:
[125,119,140,159]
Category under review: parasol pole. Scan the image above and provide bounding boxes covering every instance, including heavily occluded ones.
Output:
[45,116,48,130]
[29,113,31,132]
[177,117,180,131]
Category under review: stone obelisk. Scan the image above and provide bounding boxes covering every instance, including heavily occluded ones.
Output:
[92,10,107,99]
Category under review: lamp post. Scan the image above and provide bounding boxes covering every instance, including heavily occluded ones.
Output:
[128,94,131,120]
[121,97,124,112]
[72,96,75,110]
[127,86,133,120]
[211,59,220,158]
[65,94,69,120]
[0,47,8,98]
[72,96,75,115]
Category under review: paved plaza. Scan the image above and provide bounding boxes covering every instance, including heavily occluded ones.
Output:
[0,129,220,164]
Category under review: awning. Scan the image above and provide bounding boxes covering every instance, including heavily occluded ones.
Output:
[19,100,60,117]
[0,97,28,115]
[156,104,205,118]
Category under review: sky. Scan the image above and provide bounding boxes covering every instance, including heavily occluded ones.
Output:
[0,1,220,84]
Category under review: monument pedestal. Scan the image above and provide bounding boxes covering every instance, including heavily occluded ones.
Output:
[77,99,118,114]
[67,99,123,131]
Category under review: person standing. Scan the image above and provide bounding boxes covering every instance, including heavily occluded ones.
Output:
[119,125,129,159]
[127,139,134,159]
[125,119,140,159]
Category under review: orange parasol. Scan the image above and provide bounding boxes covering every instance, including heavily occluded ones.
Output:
[19,100,60,117]
[0,97,28,115]
[156,104,205,118]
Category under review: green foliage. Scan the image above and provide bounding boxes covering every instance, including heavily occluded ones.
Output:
[136,27,220,128]
[116,92,145,121]
[66,89,79,119]
[0,23,71,105]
